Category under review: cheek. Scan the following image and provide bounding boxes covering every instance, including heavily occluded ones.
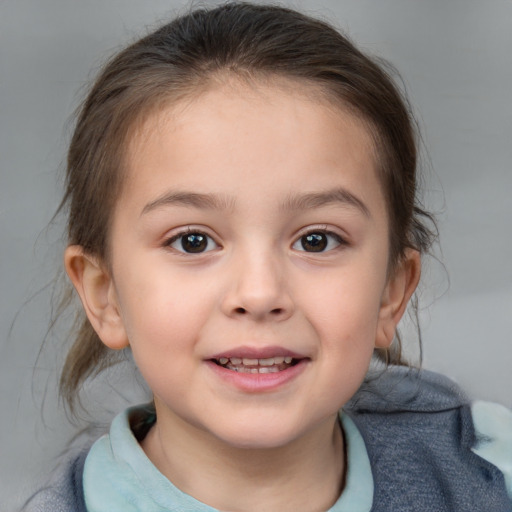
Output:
[115,266,217,367]
[296,263,385,346]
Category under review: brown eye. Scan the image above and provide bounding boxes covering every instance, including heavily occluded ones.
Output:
[182,233,207,252]
[301,233,327,252]
[293,231,344,253]
[167,231,218,253]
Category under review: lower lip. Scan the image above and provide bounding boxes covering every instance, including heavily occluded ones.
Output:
[206,360,308,393]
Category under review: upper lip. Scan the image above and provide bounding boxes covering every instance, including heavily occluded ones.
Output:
[209,345,307,360]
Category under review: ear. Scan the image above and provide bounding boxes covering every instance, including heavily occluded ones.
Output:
[375,249,421,349]
[64,245,129,350]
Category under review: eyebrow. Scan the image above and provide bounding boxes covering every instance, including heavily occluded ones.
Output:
[141,187,370,218]
[141,191,235,216]
[281,188,371,217]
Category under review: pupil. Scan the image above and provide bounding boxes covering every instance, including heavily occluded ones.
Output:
[182,233,207,253]
[302,233,327,252]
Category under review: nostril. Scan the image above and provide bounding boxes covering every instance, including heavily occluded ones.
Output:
[234,307,246,314]
[270,308,284,315]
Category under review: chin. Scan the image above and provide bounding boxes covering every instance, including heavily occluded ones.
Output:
[210,420,306,451]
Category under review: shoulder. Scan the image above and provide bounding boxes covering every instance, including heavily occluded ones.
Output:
[343,366,512,510]
[20,406,153,512]
[471,400,512,496]
[21,448,89,512]
[21,441,94,512]
[343,366,474,465]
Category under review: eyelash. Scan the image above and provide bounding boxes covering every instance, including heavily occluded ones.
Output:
[163,227,347,255]
[163,228,219,254]
[292,228,347,253]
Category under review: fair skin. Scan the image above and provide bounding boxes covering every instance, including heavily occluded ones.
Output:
[65,79,420,511]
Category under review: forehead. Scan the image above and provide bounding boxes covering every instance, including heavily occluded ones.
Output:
[121,78,383,215]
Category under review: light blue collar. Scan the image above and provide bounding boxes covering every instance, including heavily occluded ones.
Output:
[83,406,374,511]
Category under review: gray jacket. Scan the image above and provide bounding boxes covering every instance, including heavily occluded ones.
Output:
[22,368,512,511]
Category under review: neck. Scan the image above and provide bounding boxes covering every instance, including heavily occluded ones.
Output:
[141,408,345,512]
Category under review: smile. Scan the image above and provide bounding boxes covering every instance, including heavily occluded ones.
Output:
[213,356,298,373]
[207,351,308,392]
[207,347,309,391]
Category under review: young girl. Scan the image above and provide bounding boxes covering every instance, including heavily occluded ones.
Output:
[25,2,512,511]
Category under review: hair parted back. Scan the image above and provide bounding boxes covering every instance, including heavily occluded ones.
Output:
[59,1,436,410]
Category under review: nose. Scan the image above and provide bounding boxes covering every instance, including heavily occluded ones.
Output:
[221,248,294,322]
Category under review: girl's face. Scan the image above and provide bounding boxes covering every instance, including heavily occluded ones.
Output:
[77,80,416,450]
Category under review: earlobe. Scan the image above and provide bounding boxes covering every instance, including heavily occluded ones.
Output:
[64,245,129,350]
[376,249,421,349]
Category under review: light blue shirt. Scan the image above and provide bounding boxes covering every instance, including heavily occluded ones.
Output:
[83,402,512,511]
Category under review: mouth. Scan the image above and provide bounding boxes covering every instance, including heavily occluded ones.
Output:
[211,356,301,374]
[207,348,309,391]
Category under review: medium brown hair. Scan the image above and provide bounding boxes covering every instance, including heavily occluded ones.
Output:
[59,2,436,410]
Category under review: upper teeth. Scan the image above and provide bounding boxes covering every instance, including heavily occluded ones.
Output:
[217,356,293,366]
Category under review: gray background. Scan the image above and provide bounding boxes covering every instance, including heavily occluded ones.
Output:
[1,0,511,509]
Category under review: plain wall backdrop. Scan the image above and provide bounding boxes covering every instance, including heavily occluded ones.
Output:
[1,0,511,508]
